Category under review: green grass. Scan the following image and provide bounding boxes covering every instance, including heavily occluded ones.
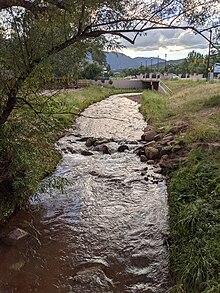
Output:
[168,150,220,293]
[140,90,173,124]
[204,94,220,107]
[141,81,220,292]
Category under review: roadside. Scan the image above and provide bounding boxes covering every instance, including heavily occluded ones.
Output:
[140,80,220,292]
[0,86,126,223]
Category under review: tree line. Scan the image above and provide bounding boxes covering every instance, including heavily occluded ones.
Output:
[119,50,220,77]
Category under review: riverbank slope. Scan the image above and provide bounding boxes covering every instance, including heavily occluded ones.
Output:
[141,80,220,292]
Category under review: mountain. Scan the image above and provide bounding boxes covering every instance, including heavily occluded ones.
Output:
[106,52,183,70]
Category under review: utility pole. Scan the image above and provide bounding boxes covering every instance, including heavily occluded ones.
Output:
[206,30,212,80]
[151,58,153,72]
[165,53,167,72]
[157,55,160,72]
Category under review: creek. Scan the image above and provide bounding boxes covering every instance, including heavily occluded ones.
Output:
[0,93,169,293]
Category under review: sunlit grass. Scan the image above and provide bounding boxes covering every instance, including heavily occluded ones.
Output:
[140,90,173,124]
[164,80,205,94]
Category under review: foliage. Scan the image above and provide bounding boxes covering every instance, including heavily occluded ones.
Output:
[0,115,61,221]
[0,86,125,222]
[81,62,103,80]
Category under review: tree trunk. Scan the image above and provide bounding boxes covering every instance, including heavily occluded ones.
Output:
[0,95,17,125]
[0,70,31,125]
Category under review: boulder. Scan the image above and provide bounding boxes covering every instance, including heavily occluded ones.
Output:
[99,144,111,154]
[141,131,155,142]
[154,167,162,174]
[162,135,174,144]
[0,228,30,245]
[147,160,155,165]
[154,133,163,141]
[85,137,96,147]
[161,154,169,160]
[160,146,172,157]
[159,158,180,171]
[144,146,159,159]
[145,140,156,147]
[140,155,148,162]
[167,140,176,146]
[118,145,129,152]
[8,228,29,242]
[134,147,145,156]
[66,146,76,154]
[173,145,182,152]
[81,150,94,156]
[94,139,111,146]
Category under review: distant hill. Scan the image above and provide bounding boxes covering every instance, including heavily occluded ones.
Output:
[106,52,183,70]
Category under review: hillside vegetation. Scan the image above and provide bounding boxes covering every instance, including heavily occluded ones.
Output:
[141,80,220,293]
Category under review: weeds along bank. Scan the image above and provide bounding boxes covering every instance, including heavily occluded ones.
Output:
[141,80,220,293]
[0,86,125,223]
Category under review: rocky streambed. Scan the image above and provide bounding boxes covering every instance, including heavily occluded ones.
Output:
[0,93,171,292]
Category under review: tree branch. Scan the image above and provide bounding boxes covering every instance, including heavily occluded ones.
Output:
[17,97,53,126]
[0,0,46,14]
[0,0,67,13]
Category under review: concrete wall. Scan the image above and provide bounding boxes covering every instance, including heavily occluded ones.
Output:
[92,79,159,90]
[93,79,143,89]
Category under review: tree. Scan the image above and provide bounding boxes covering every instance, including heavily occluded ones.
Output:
[82,62,103,80]
[0,0,220,125]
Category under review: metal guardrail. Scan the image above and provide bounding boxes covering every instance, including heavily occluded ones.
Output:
[160,81,172,95]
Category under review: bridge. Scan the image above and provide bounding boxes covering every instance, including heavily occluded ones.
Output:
[140,74,161,90]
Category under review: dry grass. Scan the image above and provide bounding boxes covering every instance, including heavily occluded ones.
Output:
[168,82,220,111]
[142,81,220,142]
[164,80,203,94]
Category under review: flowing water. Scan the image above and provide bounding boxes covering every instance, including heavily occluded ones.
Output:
[0,93,169,293]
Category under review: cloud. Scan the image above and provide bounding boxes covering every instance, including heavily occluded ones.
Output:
[121,29,208,53]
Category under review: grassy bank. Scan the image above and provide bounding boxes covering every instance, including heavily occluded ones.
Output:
[0,86,125,223]
[141,80,220,292]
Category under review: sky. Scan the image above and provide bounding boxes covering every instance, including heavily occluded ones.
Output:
[119,29,210,60]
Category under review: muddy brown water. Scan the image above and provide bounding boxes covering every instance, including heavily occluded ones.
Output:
[0,93,169,293]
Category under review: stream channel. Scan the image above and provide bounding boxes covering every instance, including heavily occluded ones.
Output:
[0,93,170,293]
